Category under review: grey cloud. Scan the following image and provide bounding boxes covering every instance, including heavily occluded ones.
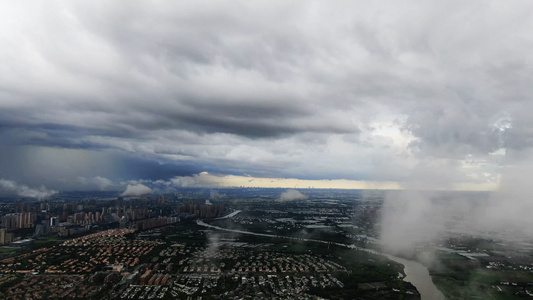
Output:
[156,109,355,138]
[1,1,533,188]
[75,176,114,191]
[405,101,504,158]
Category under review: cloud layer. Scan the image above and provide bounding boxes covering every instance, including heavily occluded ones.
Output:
[0,1,532,190]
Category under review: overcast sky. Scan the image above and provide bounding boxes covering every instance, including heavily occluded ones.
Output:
[1,1,532,194]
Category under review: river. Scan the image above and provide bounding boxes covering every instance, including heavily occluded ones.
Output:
[381,253,445,300]
[196,220,445,300]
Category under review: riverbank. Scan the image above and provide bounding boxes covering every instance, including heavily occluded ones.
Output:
[197,219,445,299]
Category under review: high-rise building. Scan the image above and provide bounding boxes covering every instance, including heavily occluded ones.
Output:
[0,229,6,245]
[0,228,13,245]
[50,217,59,227]
[2,213,36,230]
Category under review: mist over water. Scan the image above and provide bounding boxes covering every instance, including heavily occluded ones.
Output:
[379,190,447,255]
[375,153,533,299]
[379,167,533,257]
[480,164,533,240]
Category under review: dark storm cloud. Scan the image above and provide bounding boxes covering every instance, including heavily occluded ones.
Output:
[0,144,204,191]
[155,109,353,138]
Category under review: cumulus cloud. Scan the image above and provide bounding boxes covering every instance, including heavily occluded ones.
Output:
[121,183,153,197]
[0,179,57,199]
[279,189,307,202]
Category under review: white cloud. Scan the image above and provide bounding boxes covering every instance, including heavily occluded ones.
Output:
[0,179,57,199]
[121,184,152,197]
[279,189,307,202]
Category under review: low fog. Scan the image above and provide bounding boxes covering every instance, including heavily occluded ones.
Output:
[378,152,533,257]
[279,189,307,202]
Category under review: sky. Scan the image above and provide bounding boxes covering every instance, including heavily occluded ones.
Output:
[1,1,533,195]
